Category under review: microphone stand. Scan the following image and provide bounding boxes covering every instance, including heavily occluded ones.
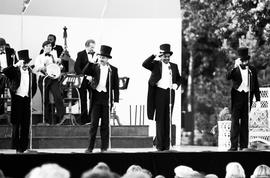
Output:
[108,65,112,150]
[41,75,49,125]
[28,66,33,150]
[247,65,251,148]
[169,66,173,149]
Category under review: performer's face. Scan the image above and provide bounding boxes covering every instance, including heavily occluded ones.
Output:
[160,54,171,64]
[86,43,95,53]
[99,56,109,66]
[47,35,55,46]
[240,60,248,69]
[0,45,5,52]
[43,44,52,53]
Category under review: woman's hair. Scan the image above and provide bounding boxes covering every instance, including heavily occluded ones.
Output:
[225,162,245,178]
[251,164,270,178]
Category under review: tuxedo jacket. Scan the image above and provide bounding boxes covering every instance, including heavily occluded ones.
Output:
[226,65,260,104]
[3,65,37,97]
[84,62,119,103]
[74,50,96,75]
[142,54,182,120]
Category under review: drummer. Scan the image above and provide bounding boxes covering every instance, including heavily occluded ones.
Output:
[34,40,65,125]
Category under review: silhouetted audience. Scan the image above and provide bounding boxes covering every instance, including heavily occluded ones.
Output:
[25,163,70,178]
[251,164,270,178]
[225,162,245,178]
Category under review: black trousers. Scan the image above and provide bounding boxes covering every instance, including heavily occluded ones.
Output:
[230,88,249,149]
[88,90,110,150]
[155,87,175,150]
[11,95,30,152]
[78,78,92,124]
[38,76,65,124]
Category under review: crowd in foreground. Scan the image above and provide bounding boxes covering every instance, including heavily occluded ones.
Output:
[1,161,270,178]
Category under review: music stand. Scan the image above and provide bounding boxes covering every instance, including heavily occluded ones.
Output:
[57,73,82,125]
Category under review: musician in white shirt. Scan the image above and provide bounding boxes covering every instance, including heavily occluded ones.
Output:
[34,40,65,125]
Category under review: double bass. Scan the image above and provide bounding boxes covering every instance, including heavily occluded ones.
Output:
[60,26,75,73]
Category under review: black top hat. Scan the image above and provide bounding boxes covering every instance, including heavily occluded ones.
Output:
[159,43,173,56]
[238,47,250,61]
[98,45,112,59]
[0,38,6,47]
[18,50,31,64]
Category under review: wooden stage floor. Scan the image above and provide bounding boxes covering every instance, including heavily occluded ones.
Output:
[0,145,220,154]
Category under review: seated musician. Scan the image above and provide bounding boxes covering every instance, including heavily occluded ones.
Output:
[0,37,17,116]
[34,40,65,125]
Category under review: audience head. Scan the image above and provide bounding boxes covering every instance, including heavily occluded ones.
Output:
[25,163,70,178]
[81,168,114,178]
[225,162,245,178]
[122,171,151,178]
[155,175,165,178]
[205,174,219,178]
[0,169,5,178]
[93,162,110,172]
[174,165,197,178]
[126,165,143,173]
[251,164,270,178]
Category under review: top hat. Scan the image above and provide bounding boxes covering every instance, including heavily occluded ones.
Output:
[159,43,173,56]
[238,47,250,61]
[0,38,6,47]
[98,45,112,59]
[18,50,31,64]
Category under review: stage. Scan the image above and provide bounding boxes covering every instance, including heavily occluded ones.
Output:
[1,146,270,178]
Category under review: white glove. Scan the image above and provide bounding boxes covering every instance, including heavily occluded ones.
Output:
[86,75,93,82]
[14,60,24,67]
[172,84,178,90]
[234,58,242,68]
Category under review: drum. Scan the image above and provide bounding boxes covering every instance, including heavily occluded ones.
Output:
[46,63,61,79]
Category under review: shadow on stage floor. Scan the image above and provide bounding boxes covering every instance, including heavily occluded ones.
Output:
[0,146,270,178]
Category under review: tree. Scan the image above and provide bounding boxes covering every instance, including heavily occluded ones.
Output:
[181,0,270,145]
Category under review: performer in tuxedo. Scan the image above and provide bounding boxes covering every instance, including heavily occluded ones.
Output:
[74,39,97,124]
[0,37,17,115]
[226,47,260,151]
[40,34,63,58]
[142,43,182,151]
[3,50,37,153]
[34,40,65,125]
[85,45,119,153]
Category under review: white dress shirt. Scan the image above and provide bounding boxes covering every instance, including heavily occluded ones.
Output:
[16,67,30,97]
[34,52,57,76]
[0,53,7,71]
[237,66,249,92]
[157,62,172,89]
[96,65,109,92]
[86,50,96,63]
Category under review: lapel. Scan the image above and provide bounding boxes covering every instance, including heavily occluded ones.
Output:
[83,50,89,64]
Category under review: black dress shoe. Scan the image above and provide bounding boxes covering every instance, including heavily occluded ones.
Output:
[228,147,237,151]
[100,149,107,152]
[85,149,93,153]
